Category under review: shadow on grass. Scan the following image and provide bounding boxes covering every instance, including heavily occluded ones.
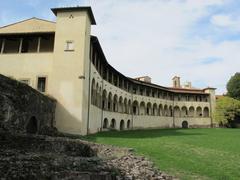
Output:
[85,128,205,141]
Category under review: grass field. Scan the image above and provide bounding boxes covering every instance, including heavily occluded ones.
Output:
[86,128,240,180]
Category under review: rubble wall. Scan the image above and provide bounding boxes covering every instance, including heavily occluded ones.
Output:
[0,74,56,134]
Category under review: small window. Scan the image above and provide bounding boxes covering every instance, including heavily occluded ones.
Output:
[37,77,46,92]
[65,41,74,51]
[19,79,30,85]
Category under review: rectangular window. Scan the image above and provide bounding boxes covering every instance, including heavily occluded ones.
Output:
[21,36,38,53]
[108,72,112,83]
[3,37,21,53]
[113,75,118,86]
[146,90,150,96]
[19,79,30,85]
[119,79,122,88]
[40,34,54,52]
[65,41,74,51]
[178,96,181,101]
[124,81,128,90]
[133,87,137,94]
[37,77,46,92]
[152,92,155,97]
[103,68,107,80]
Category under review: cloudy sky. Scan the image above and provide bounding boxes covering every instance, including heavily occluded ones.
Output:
[1,0,240,94]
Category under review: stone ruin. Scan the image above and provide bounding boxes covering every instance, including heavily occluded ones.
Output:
[0,74,56,134]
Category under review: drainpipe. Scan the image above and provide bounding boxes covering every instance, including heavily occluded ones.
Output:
[101,78,104,131]
[87,41,95,135]
[131,86,134,130]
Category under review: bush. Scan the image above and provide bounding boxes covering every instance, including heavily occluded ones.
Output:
[214,96,240,127]
[227,73,240,100]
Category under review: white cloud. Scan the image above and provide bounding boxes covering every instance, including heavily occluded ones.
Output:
[87,0,236,94]
[56,0,89,7]
[211,14,240,31]
[0,0,237,94]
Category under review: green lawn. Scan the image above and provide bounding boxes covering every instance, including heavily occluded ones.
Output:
[86,128,240,179]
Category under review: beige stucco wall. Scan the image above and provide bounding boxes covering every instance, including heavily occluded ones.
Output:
[0,53,53,89]
[49,11,92,135]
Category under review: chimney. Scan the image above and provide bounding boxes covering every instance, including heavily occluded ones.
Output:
[172,76,181,88]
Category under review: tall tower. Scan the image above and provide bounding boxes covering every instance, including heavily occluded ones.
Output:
[49,7,96,135]
[172,76,181,88]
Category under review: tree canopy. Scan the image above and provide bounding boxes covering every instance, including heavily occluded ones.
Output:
[214,96,240,127]
[227,73,240,100]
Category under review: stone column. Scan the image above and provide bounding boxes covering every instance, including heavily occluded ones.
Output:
[37,37,41,53]
[18,38,23,53]
[1,39,5,54]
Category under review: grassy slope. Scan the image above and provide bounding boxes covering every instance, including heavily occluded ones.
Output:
[86,129,240,180]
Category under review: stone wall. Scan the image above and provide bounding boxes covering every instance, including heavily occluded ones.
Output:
[0,74,56,134]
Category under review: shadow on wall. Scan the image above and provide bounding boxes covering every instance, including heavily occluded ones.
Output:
[26,116,38,134]
[86,128,205,140]
[55,102,85,135]
[0,74,56,134]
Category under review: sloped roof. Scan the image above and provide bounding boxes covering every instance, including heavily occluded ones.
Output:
[168,87,207,94]
[0,17,55,35]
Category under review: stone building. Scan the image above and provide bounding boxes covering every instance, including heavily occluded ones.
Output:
[0,7,216,135]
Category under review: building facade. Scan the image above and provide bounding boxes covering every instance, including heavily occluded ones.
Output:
[0,7,216,135]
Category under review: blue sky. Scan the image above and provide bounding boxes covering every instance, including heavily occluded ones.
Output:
[1,0,240,94]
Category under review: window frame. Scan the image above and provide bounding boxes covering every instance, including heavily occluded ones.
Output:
[36,76,48,93]
[19,78,31,86]
[64,40,74,51]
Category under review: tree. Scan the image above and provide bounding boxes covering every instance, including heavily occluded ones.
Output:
[227,73,240,100]
[214,96,240,127]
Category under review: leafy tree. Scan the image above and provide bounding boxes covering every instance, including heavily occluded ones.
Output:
[214,96,240,127]
[227,73,240,100]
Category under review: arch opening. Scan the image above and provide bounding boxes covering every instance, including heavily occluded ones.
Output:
[132,101,139,115]
[110,119,116,129]
[196,107,202,117]
[189,106,195,117]
[120,120,125,130]
[103,118,108,129]
[174,106,180,117]
[203,107,210,117]
[26,116,38,134]
[182,121,188,129]
[181,106,188,117]
[127,120,131,129]
[140,102,146,115]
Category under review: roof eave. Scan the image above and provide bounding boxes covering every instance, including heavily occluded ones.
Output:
[51,7,96,25]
